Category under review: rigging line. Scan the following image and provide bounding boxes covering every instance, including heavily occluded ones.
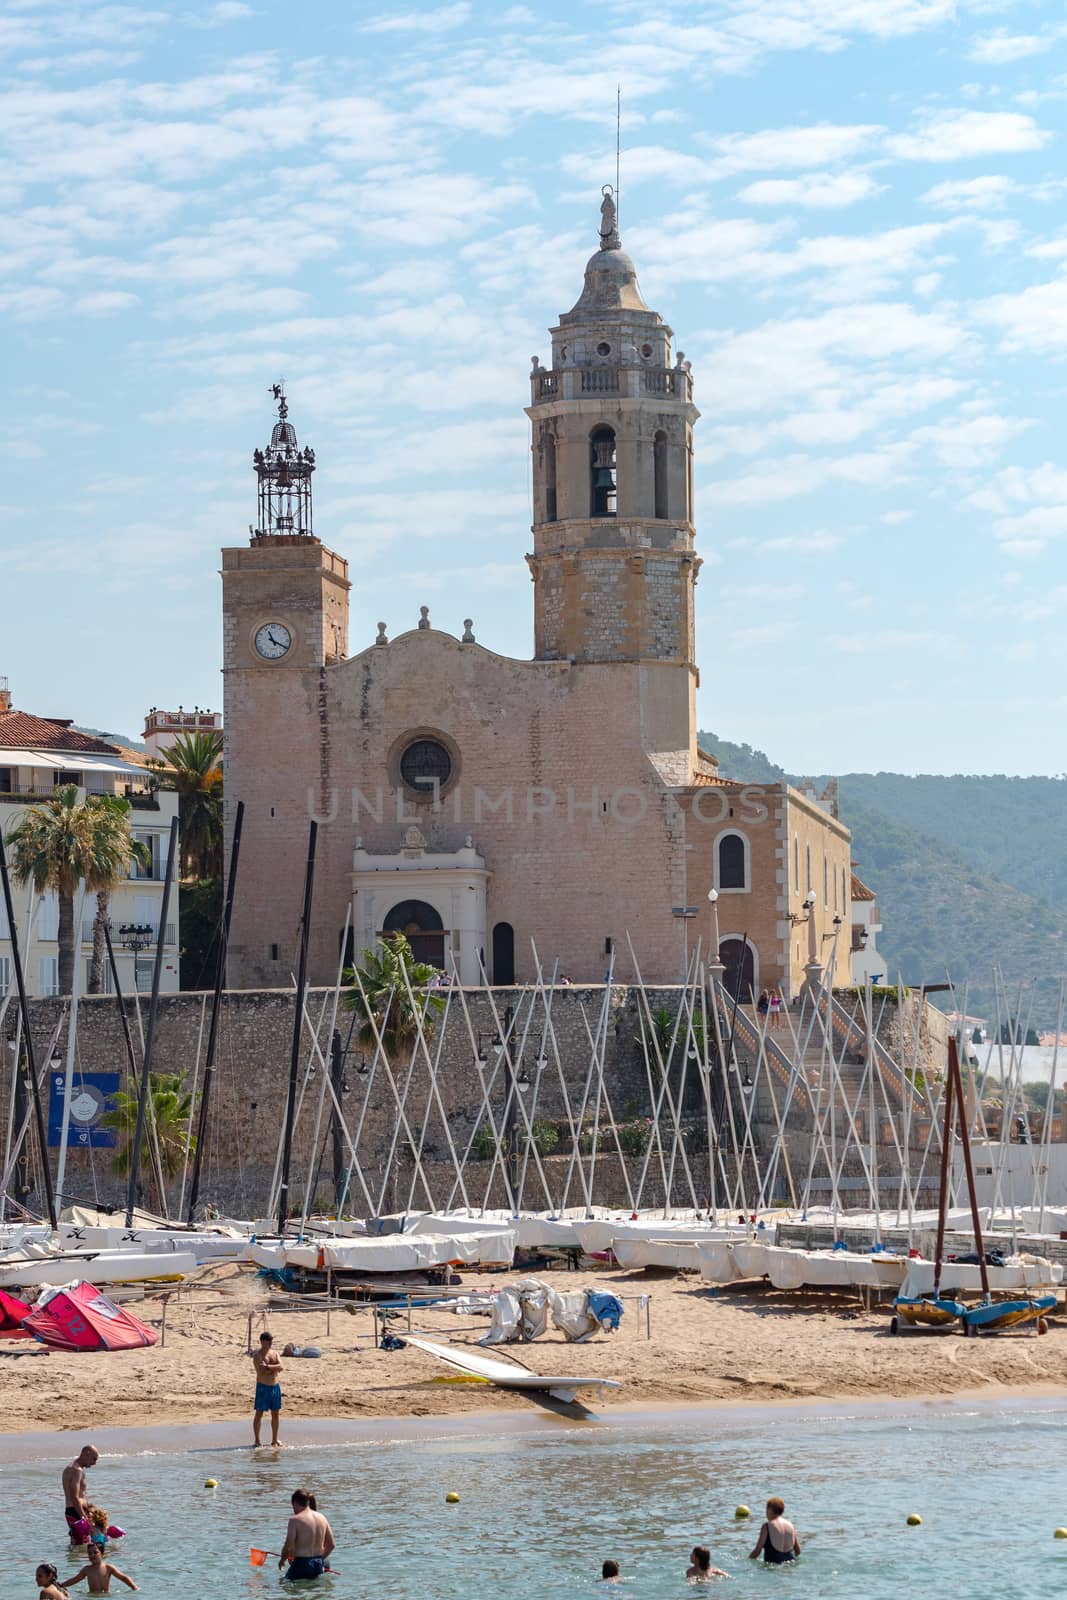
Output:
[615,83,621,224]
[177,992,208,1220]
[300,903,350,1232]
[529,939,587,1212]
[516,956,559,1213]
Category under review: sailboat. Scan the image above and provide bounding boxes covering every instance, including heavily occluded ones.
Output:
[891,1039,965,1333]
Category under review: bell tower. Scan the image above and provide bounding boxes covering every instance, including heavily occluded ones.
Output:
[221,389,350,676]
[525,189,701,667]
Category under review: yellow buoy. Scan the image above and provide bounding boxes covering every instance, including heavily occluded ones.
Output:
[204,1479,218,1489]
[906,1514,922,1527]
[735,1505,750,1520]
[445,1491,460,1504]
[1054,1528,1067,1540]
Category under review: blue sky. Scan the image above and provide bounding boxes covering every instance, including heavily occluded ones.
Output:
[4,0,1067,776]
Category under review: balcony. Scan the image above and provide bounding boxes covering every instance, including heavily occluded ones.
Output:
[530,366,694,403]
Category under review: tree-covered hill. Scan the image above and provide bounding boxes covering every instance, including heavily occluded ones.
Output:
[698,731,1067,1026]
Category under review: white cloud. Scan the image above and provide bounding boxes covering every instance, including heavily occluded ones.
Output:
[977,277,1067,351]
[882,510,913,525]
[911,413,1031,469]
[76,290,139,314]
[706,123,883,176]
[362,2,471,33]
[921,175,1015,211]
[760,531,844,554]
[971,463,1067,553]
[832,630,960,655]
[886,109,1051,162]
[738,171,881,209]
[968,31,1057,65]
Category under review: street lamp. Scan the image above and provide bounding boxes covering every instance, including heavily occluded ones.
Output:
[118,923,153,953]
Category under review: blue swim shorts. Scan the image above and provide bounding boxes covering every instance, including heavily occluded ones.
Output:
[254,1381,282,1411]
[286,1556,326,1581]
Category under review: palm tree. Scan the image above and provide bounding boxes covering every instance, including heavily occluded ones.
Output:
[342,932,445,1053]
[150,730,223,880]
[101,1071,195,1208]
[5,787,146,995]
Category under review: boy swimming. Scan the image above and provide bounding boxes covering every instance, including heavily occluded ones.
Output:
[67,1543,138,1593]
[687,1545,728,1581]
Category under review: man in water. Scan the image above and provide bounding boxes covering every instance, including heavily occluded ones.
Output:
[252,1330,283,1447]
[279,1487,335,1581]
[67,1543,138,1593]
[748,1497,801,1564]
[62,1447,99,1523]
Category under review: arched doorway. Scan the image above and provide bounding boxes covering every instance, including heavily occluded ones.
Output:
[382,899,445,970]
[492,922,515,985]
[719,937,756,1004]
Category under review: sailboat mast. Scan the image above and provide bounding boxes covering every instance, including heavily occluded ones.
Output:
[948,1034,991,1302]
[277,819,317,1235]
[932,1044,955,1304]
[0,833,58,1230]
[186,799,244,1225]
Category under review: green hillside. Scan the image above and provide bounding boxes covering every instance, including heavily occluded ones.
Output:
[698,731,1067,1025]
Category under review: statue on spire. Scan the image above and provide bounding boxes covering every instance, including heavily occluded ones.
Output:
[599,185,620,251]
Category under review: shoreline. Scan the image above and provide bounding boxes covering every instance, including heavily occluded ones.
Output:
[3,1266,1064,1448]
[4,1384,1067,1464]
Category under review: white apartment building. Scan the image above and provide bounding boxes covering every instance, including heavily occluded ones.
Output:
[0,679,180,998]
[143,706,222,761]
[850,869,886,985]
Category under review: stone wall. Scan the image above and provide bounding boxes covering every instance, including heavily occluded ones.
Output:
[1,985,937,1221]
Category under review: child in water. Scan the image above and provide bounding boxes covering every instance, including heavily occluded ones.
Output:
[687,1546,728,1582]
[35,1564,70,1599]
[67,1543,138,1594]
[88,1507,124,1547]
[600,1559,622,1582]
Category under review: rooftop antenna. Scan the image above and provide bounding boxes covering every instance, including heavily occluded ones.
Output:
[615,84,621,230]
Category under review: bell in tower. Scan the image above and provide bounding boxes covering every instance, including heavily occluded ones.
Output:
[252,384,316,540]
[524,189,701,666]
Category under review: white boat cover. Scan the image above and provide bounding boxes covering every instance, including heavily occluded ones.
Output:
[272,1229,516,1273]
[696,1241,744,1283]
[0,1247,196,1287]
[612,1238,704,1270]
[479,1276,618,1345]
[899,1254,1062,1297]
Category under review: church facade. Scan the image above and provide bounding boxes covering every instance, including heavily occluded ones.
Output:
[221,194,852,995]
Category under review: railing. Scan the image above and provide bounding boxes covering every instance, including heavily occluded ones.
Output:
[531,366,693,402]
[580,369,620,393]
[127,792,160,810]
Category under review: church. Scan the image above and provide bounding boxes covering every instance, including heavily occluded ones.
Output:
[221,192,853,995]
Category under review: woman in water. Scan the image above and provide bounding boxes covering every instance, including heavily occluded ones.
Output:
[35,1564,69,1599]
[748,1498,801,1564]
[687,1546,728,1581]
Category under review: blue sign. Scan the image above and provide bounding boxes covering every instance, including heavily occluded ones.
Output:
[47,1072,120,1149]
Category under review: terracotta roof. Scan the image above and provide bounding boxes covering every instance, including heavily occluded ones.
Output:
[687,772,734,788]
[850,871,877,902]
[110,745,150,767]
[0,710,121,756]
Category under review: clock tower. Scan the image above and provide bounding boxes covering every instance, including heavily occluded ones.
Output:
[220,390,350,676]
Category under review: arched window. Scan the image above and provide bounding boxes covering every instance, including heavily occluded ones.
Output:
[833,863,838,913]
[842,866,848,908]
[823,854,828,906]
[590,425,617,517]
[716,830,748,891]
[793,835,799,889]
[542,427,557,523]
[805,843,812,893]
[653,429,668,519]
[382,899,445,969]
[686,434,694,522]
[718,936,756,1003]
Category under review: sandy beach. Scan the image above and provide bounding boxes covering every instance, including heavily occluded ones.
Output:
[1,1263,1064,1436]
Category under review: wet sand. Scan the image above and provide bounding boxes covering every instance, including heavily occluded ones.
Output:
[1,1263,1063,1437]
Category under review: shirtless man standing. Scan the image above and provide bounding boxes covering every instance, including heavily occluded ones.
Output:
[279,1488,335,1581]
[252,1330,283,1448]
[62,1447,99,1524]
[67,1543,138,1594]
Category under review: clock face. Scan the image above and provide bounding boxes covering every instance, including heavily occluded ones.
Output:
[254,622,292,660]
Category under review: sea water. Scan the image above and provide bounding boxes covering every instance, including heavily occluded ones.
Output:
[9,1401,1067,1599]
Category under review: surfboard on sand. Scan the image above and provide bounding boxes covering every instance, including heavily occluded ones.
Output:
[406,1336,621,1407]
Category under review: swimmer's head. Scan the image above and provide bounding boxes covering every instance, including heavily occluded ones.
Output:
[691,1548,711,1573]
[36,1564,59,1585]
[766,1497,785,1519]
[78,1446,99,1468]
[89,1508,108,1529]
[259,1331,273,1346]
[292,1488,313,1510]
[86,1546,104,1565]
[602,1560,620,1579]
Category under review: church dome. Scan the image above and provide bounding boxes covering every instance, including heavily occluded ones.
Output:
[561,191,651,320]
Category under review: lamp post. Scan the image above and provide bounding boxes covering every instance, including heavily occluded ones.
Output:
[802,889,821,994]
